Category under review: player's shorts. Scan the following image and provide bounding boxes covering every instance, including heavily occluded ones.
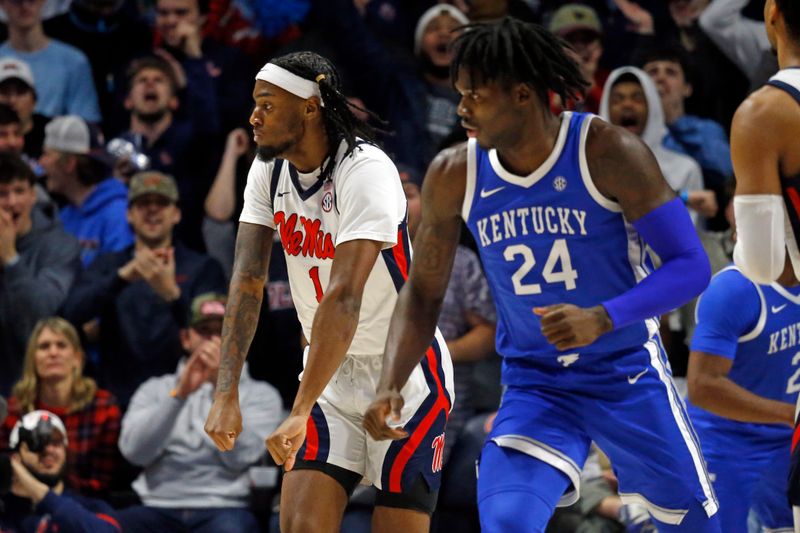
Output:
[697,430,793,533]
[293,330,454,514]
[482,336,718,527]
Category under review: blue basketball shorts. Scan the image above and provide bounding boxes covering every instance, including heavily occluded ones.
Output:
[478,338,719,531]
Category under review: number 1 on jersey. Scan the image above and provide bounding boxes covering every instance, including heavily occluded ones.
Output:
[309,266,324,303]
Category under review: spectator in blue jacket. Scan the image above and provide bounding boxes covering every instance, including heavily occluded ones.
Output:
[641,46,733,191]
[61,171,226,406]
[40,115,132,266]
[0,410,120,533]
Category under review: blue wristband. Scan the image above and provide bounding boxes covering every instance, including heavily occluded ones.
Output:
[679,190,689,203]
[602,198,711,329]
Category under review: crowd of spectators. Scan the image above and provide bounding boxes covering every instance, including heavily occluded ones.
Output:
[0,0,767,531]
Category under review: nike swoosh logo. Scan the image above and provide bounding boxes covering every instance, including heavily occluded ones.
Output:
[627,368,648,385]
[276,191,291,197]
[772,304,788,313]
[480,186,505,198]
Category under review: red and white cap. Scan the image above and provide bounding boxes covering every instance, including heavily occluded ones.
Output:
[9,410,68,449]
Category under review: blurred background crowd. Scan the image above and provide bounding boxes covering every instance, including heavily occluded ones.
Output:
[0,0,768,531]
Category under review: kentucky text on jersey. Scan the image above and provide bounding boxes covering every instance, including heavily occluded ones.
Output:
[475,206,588,247]
[462,111,656,360]
[768,321,800,355]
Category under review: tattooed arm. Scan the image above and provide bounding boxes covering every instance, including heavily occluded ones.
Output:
[363,145,466,440]
[205,222,274,451]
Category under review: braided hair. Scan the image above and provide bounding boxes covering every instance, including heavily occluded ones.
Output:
[450,17,589,108]
[776,0,800,41]
[271,51,379,183]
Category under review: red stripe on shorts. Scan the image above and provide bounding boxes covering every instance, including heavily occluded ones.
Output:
[304,413,320,461]
[388,346,450,492]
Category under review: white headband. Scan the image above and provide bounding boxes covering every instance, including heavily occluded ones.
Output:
[256,63,325,106]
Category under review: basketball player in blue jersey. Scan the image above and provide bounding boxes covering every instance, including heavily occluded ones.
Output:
[730,0,800,523]
[686,256,800,533]
[363,17,720,532]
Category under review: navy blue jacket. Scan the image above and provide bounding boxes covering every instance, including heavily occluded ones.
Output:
[61,243,226,406]
[0,489,119,533]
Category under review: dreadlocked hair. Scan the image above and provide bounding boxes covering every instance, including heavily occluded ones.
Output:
[776,0,800,41]
[450,17,589,108]
[271,51,382,183]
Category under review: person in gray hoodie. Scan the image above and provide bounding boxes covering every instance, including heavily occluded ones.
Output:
[117,292,282,533]
[0,151,80,395]
[599,66,718,225]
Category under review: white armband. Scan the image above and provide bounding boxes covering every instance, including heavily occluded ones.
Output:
[733,194,786,283]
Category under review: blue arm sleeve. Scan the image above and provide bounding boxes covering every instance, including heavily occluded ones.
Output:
[690,268,762,359]
[602,198,711,329]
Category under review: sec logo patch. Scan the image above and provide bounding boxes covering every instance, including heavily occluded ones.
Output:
[322,191,333,212]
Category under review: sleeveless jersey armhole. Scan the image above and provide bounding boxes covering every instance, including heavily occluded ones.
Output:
[578,115,622,213]
[462,139,478,222]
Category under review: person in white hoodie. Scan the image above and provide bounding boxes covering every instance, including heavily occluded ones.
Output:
[117,292,282,533]
[599,66,718,224]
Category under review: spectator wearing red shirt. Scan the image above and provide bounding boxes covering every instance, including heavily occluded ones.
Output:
[0,317,122,497]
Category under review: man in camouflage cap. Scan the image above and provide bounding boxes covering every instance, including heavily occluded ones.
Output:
[62,171,226,406]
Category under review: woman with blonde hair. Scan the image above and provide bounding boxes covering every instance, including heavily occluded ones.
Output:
[0,316,121,496]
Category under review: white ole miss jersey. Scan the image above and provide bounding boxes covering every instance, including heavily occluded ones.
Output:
[239,140,411,355]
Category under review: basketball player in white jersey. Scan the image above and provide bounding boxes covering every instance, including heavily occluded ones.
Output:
[203,51,454,533]
[731,1,800,529]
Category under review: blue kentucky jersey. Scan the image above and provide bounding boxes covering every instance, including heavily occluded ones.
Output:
[688,266,800,446]
[462,112,657,362]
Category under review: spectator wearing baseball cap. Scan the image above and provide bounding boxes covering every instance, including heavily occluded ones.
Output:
[0,57,50,159]
[62,171,226,406]
[0,409,121,533]
[40,115,132,266]
[117,292,280,533]
[548,3,608,114]
[0,0,100,123]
